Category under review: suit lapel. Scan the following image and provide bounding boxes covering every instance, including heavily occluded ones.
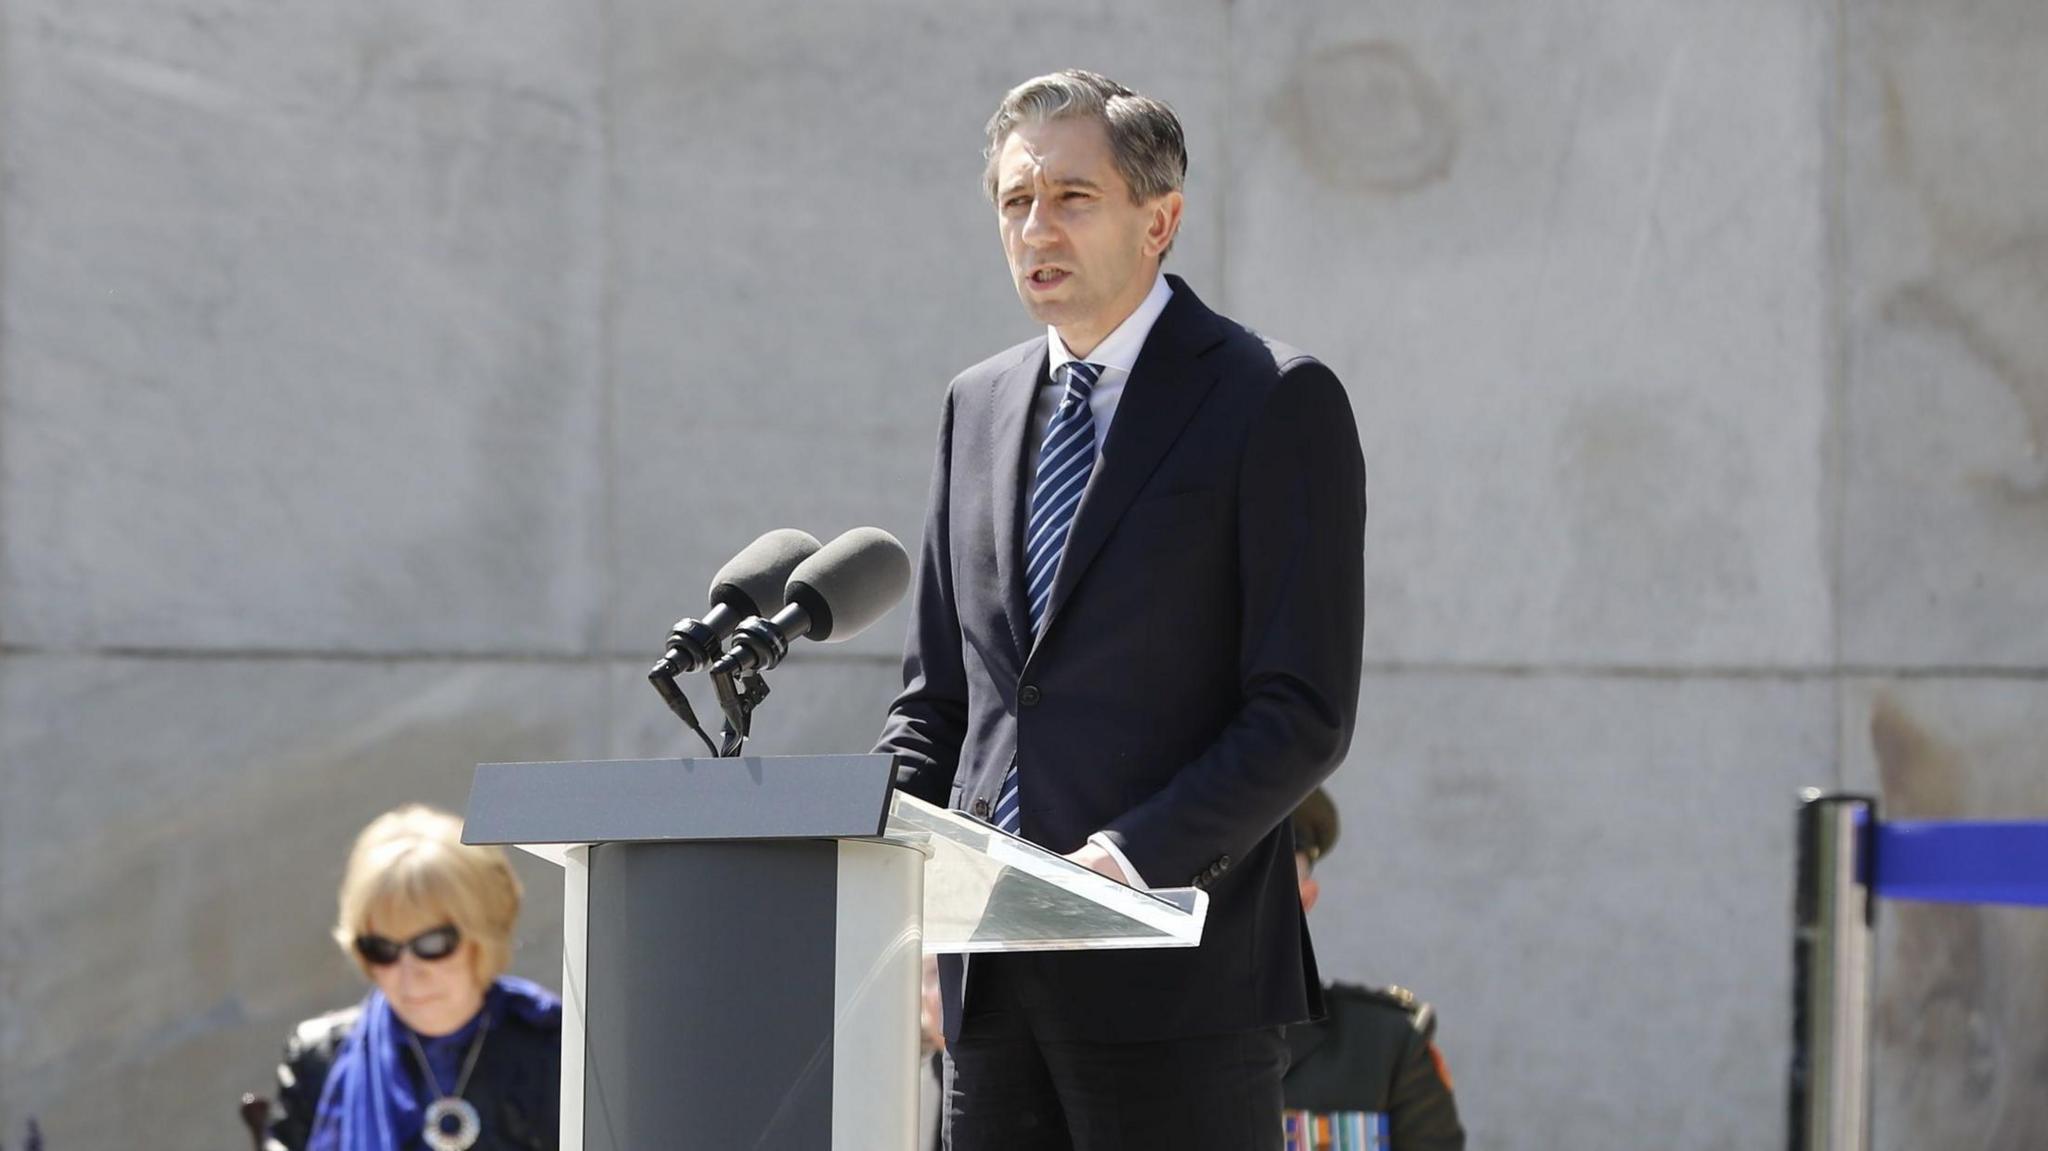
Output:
[1033,280,1229,647]
[989,340,1048,664]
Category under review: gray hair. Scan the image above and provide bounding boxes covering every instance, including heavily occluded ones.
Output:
[982,69,1188,207]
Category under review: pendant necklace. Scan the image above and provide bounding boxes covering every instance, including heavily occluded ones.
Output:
[406,1014,490,1151]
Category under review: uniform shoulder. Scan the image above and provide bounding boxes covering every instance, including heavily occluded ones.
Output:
[1324,981,1436,1034]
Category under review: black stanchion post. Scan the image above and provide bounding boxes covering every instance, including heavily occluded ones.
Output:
[1789,789,1876,1151]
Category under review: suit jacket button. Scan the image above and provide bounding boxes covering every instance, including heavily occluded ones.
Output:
[972,798,991,819]
[1217,855,1231,871]
[1019,685,1042,707]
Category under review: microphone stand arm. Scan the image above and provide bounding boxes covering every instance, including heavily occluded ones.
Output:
[648,665,723,758]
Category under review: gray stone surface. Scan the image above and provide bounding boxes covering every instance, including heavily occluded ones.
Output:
[4,0,2048,1146]
[1311,672,1832,1149]
[1839,679,2048,1151]
[0,655,596,1145]
[603,0,1228,661]
[1224,1,1834,668]
[1839,0,2048,668]
[0,1,609,655]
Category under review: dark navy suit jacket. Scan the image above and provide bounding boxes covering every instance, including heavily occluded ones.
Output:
[878,277,1367,1044]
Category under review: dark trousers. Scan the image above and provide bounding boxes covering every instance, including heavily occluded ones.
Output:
[942,957,1287,1151]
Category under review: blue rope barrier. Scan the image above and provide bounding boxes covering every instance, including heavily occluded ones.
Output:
[1869,820,2048,908]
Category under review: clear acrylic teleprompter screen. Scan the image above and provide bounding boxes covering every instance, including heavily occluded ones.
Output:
[881,792,1209,955]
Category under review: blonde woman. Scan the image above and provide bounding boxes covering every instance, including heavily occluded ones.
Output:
[266,806,561,1151]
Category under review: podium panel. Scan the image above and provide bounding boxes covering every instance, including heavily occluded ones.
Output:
[583,840,838,1149]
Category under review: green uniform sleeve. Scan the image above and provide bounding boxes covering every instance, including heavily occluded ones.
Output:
[1387,1013,1466,1151]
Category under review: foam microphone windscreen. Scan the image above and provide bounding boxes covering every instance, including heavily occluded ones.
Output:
[708,529,823,617]
[783,527,912,642]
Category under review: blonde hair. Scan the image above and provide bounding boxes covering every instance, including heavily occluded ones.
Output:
[332,805,522,982]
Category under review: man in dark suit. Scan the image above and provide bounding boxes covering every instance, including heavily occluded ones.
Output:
[877,68,1367,1151]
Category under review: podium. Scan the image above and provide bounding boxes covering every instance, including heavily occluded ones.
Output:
[463,754,1208,1150]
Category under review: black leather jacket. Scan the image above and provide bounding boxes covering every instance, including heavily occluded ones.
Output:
[265,1004,560,1151]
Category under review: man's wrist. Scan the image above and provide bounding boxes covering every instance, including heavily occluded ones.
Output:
[1086,832,1148,889]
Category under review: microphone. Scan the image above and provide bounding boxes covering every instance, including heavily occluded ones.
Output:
[651,529,822,677]
[710,527,912,675]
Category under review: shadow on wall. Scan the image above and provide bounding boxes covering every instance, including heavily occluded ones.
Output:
[1273,41,1458,194]
[1877,53,2048,503]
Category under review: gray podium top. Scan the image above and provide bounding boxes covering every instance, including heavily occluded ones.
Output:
[464,753,895,844]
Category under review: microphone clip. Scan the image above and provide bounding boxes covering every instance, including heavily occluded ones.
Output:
[710,664,772,756]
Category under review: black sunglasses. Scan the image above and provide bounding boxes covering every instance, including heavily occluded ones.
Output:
[354,924,462,966]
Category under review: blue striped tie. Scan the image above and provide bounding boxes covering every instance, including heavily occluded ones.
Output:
[994,360,1101,835]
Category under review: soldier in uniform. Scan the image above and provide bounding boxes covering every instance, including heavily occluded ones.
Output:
[1282,789,1466,1150]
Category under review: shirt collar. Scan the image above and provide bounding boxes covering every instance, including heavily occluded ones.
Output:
[1048,272,1173,378]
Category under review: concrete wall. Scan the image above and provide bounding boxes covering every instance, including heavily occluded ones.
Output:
[2,1,2043,1147]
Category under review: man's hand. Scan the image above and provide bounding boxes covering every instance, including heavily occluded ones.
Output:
[1064,841,1131,884]
[919,955,944,1056]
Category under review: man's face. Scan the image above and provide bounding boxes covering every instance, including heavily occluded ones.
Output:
[994,116,1182,357]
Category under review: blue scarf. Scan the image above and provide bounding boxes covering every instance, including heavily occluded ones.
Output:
[307,976,562,1151]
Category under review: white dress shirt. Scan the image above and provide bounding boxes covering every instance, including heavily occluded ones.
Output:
[1042,271,1174,449]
